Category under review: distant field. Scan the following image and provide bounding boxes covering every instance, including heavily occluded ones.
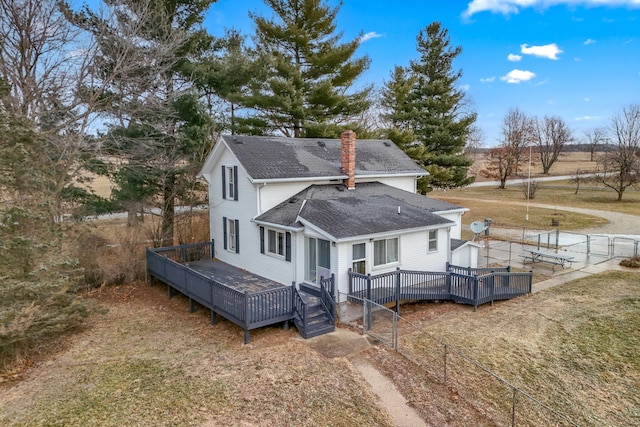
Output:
[470,150,601,181]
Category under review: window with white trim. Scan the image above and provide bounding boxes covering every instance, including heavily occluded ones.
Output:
[226,166,235,200]
[352,243,366,274]
[222,165,238,201]
[227,218,237,252]
[223,217,239,253]
[373,237,398,266]
[260,227,291,262]
[268,229,285,257]
[428,230,438,252]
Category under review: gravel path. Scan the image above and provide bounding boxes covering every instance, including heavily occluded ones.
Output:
[477,199,640,239]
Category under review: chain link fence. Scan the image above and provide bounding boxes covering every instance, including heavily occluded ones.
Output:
[340,292,579,427]
[476,232,640,269]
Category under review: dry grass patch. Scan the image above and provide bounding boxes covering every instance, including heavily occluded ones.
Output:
[398,271,640,426]
[436,183,640,216]
[0,283,394,427]
[446,197,608,235]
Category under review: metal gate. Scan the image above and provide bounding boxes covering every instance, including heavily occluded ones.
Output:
[363,299,398,350]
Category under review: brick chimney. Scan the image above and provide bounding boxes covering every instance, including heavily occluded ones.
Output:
[340,130,356,189]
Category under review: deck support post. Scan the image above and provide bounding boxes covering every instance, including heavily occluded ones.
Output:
[167,285,174,299]
[210,310,217,324]
[189,298,195,313]
[283,320,289,331]
[244,329,250,345]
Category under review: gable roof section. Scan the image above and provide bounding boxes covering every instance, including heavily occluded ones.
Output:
[203,135,426,182]
[254,182,460,240]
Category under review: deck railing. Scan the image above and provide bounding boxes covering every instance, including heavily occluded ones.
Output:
[319,275,336,324]
[151,241,213,263]
[147,245,294,344]
[348,264,532,311]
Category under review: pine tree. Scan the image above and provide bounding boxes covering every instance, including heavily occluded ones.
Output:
[245,0,371,137]
[70,0,216,244]
[389,22,476,192]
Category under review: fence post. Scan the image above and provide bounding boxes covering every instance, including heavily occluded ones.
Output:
[395,268,401,315]
[537,234,541,250]
[443,344,448,385]
[555,229,560,251]
[366,274,372,332]
[511,387,517,427]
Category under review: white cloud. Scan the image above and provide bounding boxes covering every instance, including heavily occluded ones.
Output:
[501,69,536,84]
[584,38,596,45]
[463,1,640,18]
[508,53,522,62]
[575,115,601,121]
[480,76,496,83]
[584,97,590,102]
[359,32,383,43]
[460,84,471,92]
[521,43,563,60]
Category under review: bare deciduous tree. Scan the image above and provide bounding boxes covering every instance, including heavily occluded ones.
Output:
[481,108,533,188]
[583,127,607,162]
[596,104,640,201]
[532,115,572,174]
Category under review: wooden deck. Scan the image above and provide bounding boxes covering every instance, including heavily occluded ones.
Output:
[187,259,286,293]
[349,265,533,312]
[146,242,335,343]
[146,242,296,343]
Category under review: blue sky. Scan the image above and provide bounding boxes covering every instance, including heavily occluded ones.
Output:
[205,0,640,146]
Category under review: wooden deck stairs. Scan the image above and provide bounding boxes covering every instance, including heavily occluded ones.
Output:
[294,286,335,339]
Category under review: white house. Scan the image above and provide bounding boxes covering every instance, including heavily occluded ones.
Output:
[198,130,477,302]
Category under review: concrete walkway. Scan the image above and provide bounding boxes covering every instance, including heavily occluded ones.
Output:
[301,328,426,427]
[532,257,635,293]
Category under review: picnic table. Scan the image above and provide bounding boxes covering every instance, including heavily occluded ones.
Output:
[521,248,575,270]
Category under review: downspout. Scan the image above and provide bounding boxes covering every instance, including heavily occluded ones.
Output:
[446,227,452,265]
[256,182,267,214]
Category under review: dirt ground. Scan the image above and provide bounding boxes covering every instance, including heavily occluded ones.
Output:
[0,281,492,426]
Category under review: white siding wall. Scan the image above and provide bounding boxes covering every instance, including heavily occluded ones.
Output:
[359,176,416,192]
[452,245,479,268]
[437,211,464,239]
[209,149,295,285]
[258,180,335,213]
[332,227,450,300]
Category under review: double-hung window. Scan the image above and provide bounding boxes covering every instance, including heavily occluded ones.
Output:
[373,237,399,266]
[221,165,238,201]
[268,229,285,257]
[352,243,366,274]
[260,227,291,262]
[428,230,438,252]
[223,217,239,254]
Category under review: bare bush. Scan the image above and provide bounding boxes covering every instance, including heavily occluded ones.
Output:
[521,179,539,200]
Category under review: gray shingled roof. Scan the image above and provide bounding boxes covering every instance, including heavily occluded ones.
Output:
[221,135,426,180]
[451,238,468,251]
[254,182,461,239]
